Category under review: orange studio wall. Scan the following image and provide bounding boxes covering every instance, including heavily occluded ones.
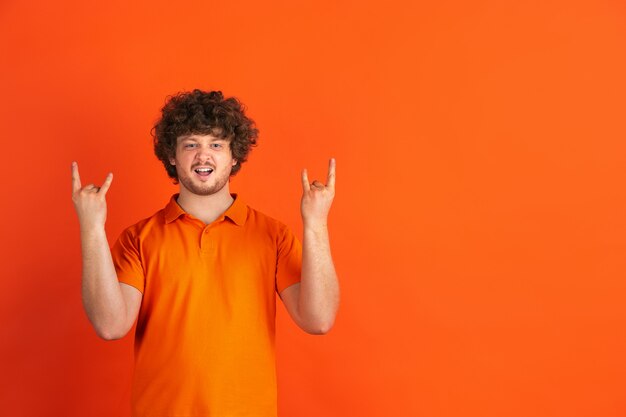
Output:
[0,0,625,416]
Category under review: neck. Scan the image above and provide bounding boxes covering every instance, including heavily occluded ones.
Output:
[176,185,235,225]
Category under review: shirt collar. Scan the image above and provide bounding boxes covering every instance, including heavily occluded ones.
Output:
[164,193,247,226]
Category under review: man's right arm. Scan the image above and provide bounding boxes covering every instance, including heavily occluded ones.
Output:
[80,226,141,340]
[72,161,141,341]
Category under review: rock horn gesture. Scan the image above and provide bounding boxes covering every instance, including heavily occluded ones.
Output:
[71,161,113,230]
[301,158,336,228]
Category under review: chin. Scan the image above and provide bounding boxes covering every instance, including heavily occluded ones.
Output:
[181,178,228,196]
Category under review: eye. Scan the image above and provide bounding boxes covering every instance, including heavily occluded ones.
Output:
[211,143,223,149]
[184,143,196,148]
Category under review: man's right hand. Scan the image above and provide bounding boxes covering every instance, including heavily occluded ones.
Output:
[71,161,113,230]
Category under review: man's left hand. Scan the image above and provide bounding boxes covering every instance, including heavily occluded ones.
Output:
[301,158,336,228]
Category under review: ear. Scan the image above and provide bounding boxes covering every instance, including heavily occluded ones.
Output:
[232,159,238,166]
[169,157,176,166]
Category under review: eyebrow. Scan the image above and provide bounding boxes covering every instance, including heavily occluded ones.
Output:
[180,136,227,142]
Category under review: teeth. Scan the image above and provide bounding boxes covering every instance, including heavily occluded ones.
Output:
[195,168,213,173]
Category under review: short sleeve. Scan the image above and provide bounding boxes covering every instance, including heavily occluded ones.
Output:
[275,224,302,294]
[110,227,145,294]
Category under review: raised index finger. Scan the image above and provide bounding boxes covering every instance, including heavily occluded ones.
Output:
[301,168,311,192]
[71,162,82,193]
[99,172,113,195]
[326,158,336,190]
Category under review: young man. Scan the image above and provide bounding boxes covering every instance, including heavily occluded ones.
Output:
[71,89,339,417]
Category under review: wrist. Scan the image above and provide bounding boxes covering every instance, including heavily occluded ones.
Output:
[303,220,328,231]
[79,223,107,237]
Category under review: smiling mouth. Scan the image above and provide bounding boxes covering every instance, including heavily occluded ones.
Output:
[194,168,214,178]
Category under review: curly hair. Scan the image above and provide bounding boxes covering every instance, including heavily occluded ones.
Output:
[152,89,259,183]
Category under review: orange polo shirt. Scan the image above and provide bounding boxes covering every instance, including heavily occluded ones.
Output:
[110,193,302,417]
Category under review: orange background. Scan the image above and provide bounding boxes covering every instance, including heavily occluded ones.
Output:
[1,0,625,416]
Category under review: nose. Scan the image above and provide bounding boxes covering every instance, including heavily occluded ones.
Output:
[195,144,214,163]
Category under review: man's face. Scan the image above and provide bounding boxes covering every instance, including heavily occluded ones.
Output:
[169,133,238,196]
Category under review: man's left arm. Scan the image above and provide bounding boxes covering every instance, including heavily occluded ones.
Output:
[293,158,340,334]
